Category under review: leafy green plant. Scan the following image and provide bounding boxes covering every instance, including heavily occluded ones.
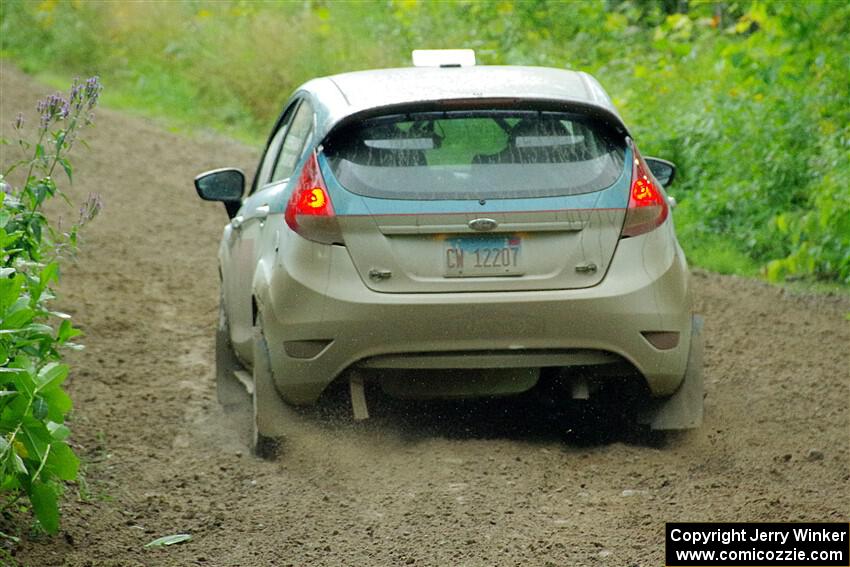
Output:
[0,76,102,533]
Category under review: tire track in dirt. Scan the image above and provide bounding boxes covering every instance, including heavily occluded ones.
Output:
[1,66,847,567]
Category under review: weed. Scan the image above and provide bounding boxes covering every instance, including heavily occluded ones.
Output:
[0,76,102,533]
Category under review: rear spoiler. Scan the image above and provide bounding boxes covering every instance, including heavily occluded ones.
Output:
[320,98,631,146]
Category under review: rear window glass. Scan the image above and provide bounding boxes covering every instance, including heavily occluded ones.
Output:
[324,110,625,200]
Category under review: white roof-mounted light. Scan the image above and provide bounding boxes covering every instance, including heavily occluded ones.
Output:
[412,49,476,68]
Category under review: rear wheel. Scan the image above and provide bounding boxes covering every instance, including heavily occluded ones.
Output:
[559,389,639,444]
[533,370,649,443]
[252,316,293,459]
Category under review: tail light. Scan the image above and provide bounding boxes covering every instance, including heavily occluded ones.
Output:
[285,152,344,245]
[621,141,669,238]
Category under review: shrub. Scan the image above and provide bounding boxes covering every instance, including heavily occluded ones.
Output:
[0,77,102,533]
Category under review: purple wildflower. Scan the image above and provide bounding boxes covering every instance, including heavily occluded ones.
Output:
[78,192,104,225]
[36,92,71,130]
[84,76,102,109]
[70,77,84,112]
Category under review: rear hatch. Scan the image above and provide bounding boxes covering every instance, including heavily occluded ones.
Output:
[321,108,629,293]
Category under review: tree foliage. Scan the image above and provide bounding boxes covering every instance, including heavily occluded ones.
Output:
[1,0,846,283]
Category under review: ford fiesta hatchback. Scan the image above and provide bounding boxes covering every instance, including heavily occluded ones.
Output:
[195,53,703,456]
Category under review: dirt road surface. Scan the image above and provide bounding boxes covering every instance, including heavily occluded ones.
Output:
[1,67,848,567]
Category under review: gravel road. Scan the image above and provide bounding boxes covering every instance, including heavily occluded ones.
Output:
[1,66,848,567]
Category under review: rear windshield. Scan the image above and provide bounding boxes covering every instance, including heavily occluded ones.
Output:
[323,110,625,200]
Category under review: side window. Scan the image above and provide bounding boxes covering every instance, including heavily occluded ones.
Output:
[270,100,314,183]
[254,104,297,192]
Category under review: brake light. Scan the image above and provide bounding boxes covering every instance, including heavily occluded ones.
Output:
[285,152,344,245]
[621,142,669,237]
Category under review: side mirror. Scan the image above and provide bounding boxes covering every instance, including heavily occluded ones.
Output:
[194,168,244,218]
[644,157,676,187]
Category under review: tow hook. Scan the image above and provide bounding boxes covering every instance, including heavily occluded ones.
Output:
[575,262,597,274]
[368,268,393,281]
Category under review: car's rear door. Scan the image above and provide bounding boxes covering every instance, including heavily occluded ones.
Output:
[321,108,629,293]
[226,99,314,359]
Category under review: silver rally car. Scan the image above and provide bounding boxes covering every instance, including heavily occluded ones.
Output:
[195,51,703,456]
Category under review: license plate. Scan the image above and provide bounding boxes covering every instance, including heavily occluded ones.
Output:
[444,235,522,277]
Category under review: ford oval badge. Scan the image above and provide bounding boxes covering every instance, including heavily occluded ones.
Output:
[468,218,498,232]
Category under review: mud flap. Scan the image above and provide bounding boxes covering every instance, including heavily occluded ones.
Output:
[641,315,704,430]
[252,325,292,459]
[216,301,248,407]
[349,371,370,420]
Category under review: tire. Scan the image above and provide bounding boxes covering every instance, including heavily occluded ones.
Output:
[216,296,247,408]
[251,317,293,460]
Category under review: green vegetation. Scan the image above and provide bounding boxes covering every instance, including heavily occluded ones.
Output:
[1,0,847,285]
[0,77,102,533]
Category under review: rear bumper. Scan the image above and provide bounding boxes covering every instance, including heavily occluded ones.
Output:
[260,226,692,404]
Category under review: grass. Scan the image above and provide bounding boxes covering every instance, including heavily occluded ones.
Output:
[684,238,759,278]
[8,58,264,147]
[2,0,846,289]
